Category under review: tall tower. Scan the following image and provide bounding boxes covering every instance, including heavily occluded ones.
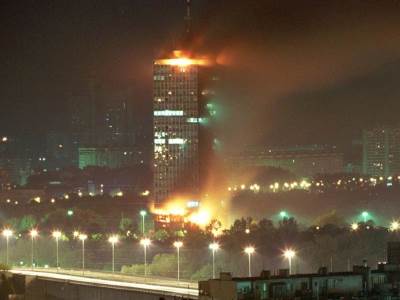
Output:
[152,1,217,206]
[153,56,203,205]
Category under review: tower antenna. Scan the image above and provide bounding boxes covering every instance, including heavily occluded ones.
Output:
[184,0,192,34]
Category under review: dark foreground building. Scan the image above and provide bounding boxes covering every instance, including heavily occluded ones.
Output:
[199,243,400,300]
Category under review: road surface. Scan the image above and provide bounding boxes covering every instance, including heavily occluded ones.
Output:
[11,268,199,298]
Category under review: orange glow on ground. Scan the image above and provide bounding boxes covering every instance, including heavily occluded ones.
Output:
[151,198,213,227]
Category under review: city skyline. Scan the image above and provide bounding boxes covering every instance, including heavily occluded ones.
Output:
[1,1,400,148]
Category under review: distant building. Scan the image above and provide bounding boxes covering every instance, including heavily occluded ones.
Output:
[362,127,400,177]
[78,147,138,169]
[226,145,344,178]
[46,132,74,170]
[200,243,400,300]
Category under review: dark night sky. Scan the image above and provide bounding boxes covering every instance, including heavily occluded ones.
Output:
[1,0,400,149]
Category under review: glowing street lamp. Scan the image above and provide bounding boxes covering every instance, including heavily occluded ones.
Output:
[79,234,87,274]
[361,211,369,223]
[209,242,220,279]
[108,235,119,273]
[173,241,183,281]
[280,211,288,219]
[2,229,13,265]
[140,210,147,235]
[351,223,359,231]
[140,238,151,277]
[283,249,296,274]
[29,229,38,268]
[390,221,400,232]
[244,246,255,277]
[52,230,62,269]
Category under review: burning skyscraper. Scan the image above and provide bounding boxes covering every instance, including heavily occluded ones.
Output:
[152,1,218,208]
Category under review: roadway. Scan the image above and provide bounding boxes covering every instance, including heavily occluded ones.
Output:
[11,268,199,299]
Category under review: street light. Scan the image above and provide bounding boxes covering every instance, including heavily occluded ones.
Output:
[361,211,369,223]
[351,223,359,231]
[108,235,119,273]
[29,229,38,269]
[173,241,183,281]
[52,230,62,269]
[283,249,296,274]
[209,242,220,279]
[280,211,289,220]
[2,229,13,266]
[79,234,87,274]
[140,210,147,235]
[140,238,151,277]
[244,246,255,277]
[390,221,400,232]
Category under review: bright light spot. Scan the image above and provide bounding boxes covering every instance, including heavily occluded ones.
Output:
[280,211,288,218]
[116,191,123,197]
[390,221,400,232]
[79,234,87,241]
[141,190,150,196]
[52,231,62,239]
[245,228,250,234]
[188,210,211,226]
[283,249,296,259]
[108,235,119,244]
[140,238,151,247]
[244,246,255,255]
[140,210,147,217]
[351,223,359,231]
[209,242,220,251]
[173,241,183,248]
[30,229,38,238]
[2,229,13,238]
[1,137,8,142]
[154,110,184,117]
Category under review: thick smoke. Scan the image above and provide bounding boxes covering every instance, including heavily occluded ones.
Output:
[191,0,400,224]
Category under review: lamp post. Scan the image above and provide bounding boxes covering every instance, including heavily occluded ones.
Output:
[390,221,400,232]
[244,246,255,277]
[2,229,13,266]
[362,211,369,223]
[283,249,296,274]
[140,238,151,277]
[79,234,87,274]
[140,210,147,235]
[52,231,62,269]
[209,242,220,279]
[351,223,359,231]
[29,229,38,269]
[173,241,183,281]
[108,235,119,273]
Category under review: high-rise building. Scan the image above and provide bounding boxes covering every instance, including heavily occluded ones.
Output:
[152,0,218,205]
[362,127,400,177]
[152,57,218,206]
[153,54,201,204]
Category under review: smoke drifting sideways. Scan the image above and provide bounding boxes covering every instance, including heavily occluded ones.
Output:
[178,0,400,225]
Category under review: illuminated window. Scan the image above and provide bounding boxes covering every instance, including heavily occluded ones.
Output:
[168,138,186,144]
[154,110,184,117]
[154,139,166,144]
